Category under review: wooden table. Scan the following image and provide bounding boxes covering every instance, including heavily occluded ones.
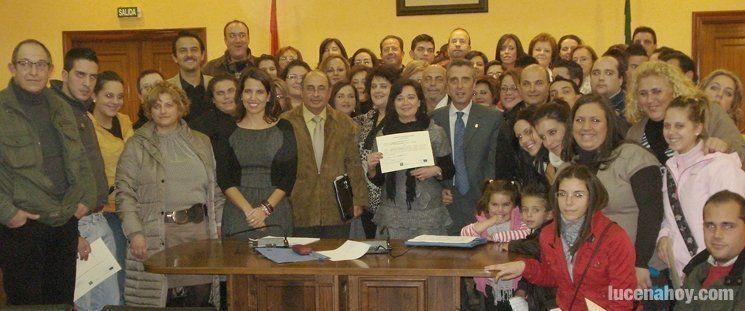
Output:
[145,239,518,311]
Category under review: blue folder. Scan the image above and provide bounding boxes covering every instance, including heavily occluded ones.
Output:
[255,247,329,264]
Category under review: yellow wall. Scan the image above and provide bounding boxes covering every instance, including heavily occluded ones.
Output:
[1,0,743,83]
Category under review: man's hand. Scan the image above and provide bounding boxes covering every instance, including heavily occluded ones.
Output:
[442,189,453,206]
[410,166,441,181]
[7,210,40,228]
[74,203,90,219]
[78,236,91,261]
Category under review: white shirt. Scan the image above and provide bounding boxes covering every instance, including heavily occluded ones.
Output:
[708,255,738,267]
[448,101,473,152]
[434,95,450,110]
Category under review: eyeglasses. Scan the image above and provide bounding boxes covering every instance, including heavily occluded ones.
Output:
[500,86,518,93]
[14,59,51,71]
[556,190,587,201]
[279,56,296,62]
[287,74,305,81]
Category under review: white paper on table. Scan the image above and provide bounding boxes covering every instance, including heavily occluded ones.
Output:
[376,130,434,173]
[407,235,478,244]
[586,298,606,311]
[74,238,121,301]
[508,296,529,311]
[316,240,370,261]
[264,236,320,246]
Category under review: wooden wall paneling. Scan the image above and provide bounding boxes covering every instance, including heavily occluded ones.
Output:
[62,28,206,122]
[692,11,745,82]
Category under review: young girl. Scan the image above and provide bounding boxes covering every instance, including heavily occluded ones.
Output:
[656,96,745,284]
[487,165,636,311]
[461,180,530,310]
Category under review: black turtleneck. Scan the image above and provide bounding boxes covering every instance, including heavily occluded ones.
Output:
[12,82,69,199]
[645,119,669,163]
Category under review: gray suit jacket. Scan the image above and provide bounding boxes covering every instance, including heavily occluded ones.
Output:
[432,103,502,192]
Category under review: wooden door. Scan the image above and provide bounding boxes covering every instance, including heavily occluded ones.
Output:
[63,28,207,122]
[692,11,745,82]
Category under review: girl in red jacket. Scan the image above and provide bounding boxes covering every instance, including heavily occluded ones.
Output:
[486,164,636,310]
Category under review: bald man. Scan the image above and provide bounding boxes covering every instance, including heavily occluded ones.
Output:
[520,64,550,106]
[422,65,449,112]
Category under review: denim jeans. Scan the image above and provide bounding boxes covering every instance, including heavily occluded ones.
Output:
[103,211,127,304]
[75,212,121,311]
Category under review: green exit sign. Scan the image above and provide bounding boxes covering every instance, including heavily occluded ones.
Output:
[117,7,140,18]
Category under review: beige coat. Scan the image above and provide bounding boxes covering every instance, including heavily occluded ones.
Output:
[281,105,369,227]
[115,120,224,308]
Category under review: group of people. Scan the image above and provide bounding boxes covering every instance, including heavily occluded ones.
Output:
[1,18,744,311]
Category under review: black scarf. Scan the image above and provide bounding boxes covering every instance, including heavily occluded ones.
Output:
[382,117,429,208]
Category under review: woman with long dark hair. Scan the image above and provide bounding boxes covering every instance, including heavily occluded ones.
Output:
[214,68,298,239]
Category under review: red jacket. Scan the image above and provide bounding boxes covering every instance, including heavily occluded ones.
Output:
[521,211,636,311]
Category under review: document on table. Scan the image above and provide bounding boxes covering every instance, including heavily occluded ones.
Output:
[74,238,121,301]
[376,130,434,173]
[316,240,370,261]
[263,236,320,246]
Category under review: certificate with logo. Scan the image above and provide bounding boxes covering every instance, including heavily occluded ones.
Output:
[376,131,434,173]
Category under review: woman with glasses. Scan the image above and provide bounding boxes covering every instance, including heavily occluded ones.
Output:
[562,94,663,290]
[571,45,597,95]
[275,46,302,73]
[280,60,311,109]
[350,48,379,69]
[487,164,636,310]
[485,60,504,80]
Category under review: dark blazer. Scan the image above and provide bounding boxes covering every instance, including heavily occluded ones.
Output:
[432,103,502,234]
[432,103,501,191]
[281,105,369,227]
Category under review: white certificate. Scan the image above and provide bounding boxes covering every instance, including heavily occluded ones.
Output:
[74,238,122,301]
[376,130,434,173]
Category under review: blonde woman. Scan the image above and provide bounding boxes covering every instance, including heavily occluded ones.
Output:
[625,61,745,166]
[699,69,744,133]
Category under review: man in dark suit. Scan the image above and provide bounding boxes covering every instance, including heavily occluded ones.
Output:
[432,59,502,235]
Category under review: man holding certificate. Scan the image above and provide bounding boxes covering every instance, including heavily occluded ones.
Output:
[432,59,502,236]
[367,79,455,239]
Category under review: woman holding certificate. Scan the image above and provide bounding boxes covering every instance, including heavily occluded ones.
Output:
[366,79,455,239]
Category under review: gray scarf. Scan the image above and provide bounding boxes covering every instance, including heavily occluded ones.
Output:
[560,215,585,280]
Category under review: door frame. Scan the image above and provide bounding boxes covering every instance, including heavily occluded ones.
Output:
[62,28,207,53]
[692,10,745,72]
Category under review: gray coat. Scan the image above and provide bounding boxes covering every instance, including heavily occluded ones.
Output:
[115,120,224,308]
